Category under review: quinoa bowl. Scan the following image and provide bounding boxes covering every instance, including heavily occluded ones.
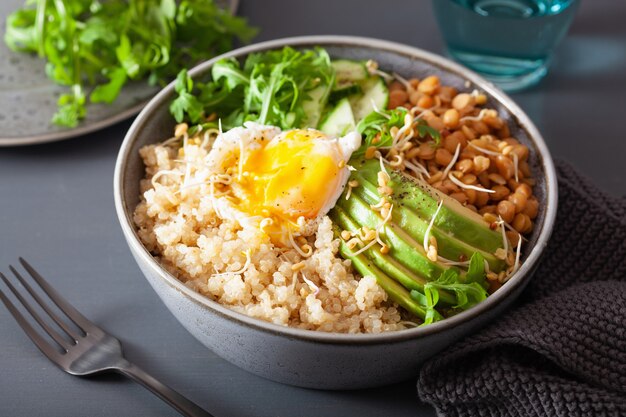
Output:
[114,36,557,389]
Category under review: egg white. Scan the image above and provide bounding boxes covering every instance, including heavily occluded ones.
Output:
[206,123,361,244]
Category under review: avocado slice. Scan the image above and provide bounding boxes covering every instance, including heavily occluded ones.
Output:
[335,192,446,282]
[349,174,506,272]
[336,236,441,322]
[331,206,456,306]
[352,159,504,254]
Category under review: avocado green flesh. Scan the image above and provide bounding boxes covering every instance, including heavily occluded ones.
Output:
[337,238,441,321]
[350,176,506,272]
[336,193,445,281]
[331,206,456,306]
[353,160,504,254]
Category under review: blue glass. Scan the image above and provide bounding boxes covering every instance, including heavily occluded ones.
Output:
[433,0,580,91]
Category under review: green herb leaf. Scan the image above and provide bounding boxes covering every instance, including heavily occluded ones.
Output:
[355,107,442,155]
[4,0,257,127]
[91,67,127,103]
[169,69,204,123]
[466,252,486,283]
[410,288,440,326]
[52,84,86,128]
[211,58,249,90]
[169,47,334,131]
[424,267,488,311]
[4,9,38,52]
[416,119,441,145]
[355,107,408,155]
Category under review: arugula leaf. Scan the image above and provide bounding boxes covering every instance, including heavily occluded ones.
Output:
[4,0,257,127]
[169,47,334,131]
[4,9,38,52]
[78,17,117,47]
[115,34,141,79]
[211,58,249,90]
[91,67,127,104]
[169,69,204,123]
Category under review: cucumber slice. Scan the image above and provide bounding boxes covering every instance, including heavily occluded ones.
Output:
[319,98,356,137]
[349,77,389,123]
[332,59,368,88]
[301,84,332,128]
[329,84,362,103]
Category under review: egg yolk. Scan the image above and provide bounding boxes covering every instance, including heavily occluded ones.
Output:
[230,129,344,241]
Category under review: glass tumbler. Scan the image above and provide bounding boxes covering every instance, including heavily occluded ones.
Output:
[432,0,580,92]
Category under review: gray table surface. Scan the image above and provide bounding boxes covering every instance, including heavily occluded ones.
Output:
[1,1,624,416]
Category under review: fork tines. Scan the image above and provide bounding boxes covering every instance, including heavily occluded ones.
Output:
[0,258,92,362]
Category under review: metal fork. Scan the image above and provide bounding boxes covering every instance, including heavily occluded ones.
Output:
[0,258,213,417]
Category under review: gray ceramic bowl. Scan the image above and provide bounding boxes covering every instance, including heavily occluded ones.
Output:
[114,36,557,390]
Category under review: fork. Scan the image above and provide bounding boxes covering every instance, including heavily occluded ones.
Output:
[0,258,214,417]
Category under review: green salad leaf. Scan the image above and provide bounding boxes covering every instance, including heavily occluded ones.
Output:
[170,69,204,124]
[466,252,486,283]
[354,107,442,156]
[411,264,488,325]
[410,287,441,326]
[170,47,335,131]
[4,0,257,127]
[356,107,409,153]
[415,119,441,146]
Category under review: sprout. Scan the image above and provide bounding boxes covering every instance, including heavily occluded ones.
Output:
[469,142,501,157]
[404,159,430,179]
[423,200,443,260]
[506,234,523,283]
[302,273,320,296]
[392,72,412,90]
[212,249,252,277]
[447,172,495,194]
[348,203,394,257]
[150,170,183,188]
[442,143,461,179]
[497,215,509,255]
[459,108,489,123]
[288,229,313,258]
[366,59,394,82]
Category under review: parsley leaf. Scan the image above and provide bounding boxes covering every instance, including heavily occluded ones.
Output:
[410,263,489,325]
[426,268,488,311]
[466,252,486,284]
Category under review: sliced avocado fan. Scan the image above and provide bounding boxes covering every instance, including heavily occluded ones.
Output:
[329,159,507,324]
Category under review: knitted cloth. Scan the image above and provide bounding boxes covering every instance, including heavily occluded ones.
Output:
[418,161,626,417]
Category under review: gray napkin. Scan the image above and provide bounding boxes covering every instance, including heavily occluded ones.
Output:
[417,161,626,417]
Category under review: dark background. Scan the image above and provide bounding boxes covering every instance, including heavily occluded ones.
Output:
[1,1,624,416]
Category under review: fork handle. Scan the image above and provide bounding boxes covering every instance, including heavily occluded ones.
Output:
[116,361,214,417]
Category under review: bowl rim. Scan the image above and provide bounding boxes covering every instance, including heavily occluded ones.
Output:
[114,35,558,345]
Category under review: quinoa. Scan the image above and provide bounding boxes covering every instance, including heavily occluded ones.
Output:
[133,139,405,333]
